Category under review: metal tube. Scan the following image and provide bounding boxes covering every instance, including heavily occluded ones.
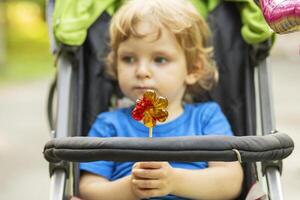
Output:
[46,0,74,199]
[258,59,276,134]
[266,167,284,200]
[258,59,284,200]
[55,54,73,139]
[49,170,67,200]
[49,54,73,200]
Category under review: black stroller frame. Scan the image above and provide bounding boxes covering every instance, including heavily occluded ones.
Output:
[44,1,294,200]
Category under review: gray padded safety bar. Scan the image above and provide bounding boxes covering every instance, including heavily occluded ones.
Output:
[44,133,293,163]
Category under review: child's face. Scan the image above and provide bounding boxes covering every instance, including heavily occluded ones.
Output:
[116,21,196,108]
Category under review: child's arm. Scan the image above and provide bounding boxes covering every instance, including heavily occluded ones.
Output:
[132,161,243,200]
[172,161,243,200]
[79,172,138,200]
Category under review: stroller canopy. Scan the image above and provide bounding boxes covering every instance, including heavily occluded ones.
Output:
[52,0,274,46]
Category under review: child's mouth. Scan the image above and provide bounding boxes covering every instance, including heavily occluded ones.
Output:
[133,87,156,93]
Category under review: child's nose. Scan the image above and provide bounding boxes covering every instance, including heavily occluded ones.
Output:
[135,62,152,79]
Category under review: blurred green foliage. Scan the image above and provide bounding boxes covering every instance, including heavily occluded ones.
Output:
[0,1,55,85]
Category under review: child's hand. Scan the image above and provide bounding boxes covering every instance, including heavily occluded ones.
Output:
[131,162,174,199]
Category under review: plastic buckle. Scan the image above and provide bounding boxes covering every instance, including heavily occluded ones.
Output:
[49,161,70,178]
[262,160,283,175]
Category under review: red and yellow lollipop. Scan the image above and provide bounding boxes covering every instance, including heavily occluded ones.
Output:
[131,90,168,137]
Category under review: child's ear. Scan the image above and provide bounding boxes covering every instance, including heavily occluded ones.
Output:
[185,61,203,85]
[185,72,200,85]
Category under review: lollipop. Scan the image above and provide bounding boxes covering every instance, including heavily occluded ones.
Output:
[131,90,168,137]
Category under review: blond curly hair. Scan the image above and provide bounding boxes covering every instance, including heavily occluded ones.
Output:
[106,0,218,100]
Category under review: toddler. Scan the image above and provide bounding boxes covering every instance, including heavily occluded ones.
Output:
[79,0,243,199]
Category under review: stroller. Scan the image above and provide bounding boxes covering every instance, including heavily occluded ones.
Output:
[44,0,294,200]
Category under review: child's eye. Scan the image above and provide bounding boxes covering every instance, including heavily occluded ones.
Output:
[121,56,135,64]
[154,57,168,64]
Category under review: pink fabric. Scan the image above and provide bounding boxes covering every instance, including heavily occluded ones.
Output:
[259,0,300,33]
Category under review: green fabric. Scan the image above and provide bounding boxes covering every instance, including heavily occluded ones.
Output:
[106,0,218,18]
[106,0,126,15]
[53,0,115,46]
[189,0,208,17]
[227,0,275,44]
[53,0,274,46]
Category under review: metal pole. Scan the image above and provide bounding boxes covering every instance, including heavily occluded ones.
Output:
[50,170,67,200]
[258,59,284,200]
[46,0,74,199]
[55,54,73,139]
[49,54,73,200]
[266,167,284,200]
[258,59,276,134]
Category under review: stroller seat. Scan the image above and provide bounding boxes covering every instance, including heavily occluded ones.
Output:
[44,1,294,200]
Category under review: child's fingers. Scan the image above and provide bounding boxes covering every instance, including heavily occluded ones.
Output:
[132,187,164,199]
[138,162,164,169]
[132,179,162,189]
[132,168,163,179]
[132,162,142,169]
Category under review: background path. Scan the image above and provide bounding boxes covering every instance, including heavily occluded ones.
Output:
[0,79,51,199]
[271,33,300,198]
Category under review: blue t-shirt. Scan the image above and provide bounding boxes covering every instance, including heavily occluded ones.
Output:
[80,102,233,200]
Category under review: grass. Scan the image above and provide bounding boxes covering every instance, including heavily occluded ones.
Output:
[0,1,56,86]
[0,44,54,84]
[0,32,56,85]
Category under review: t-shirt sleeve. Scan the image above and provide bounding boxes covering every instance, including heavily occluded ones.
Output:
[80,114,116,180]
[201,103,233,136]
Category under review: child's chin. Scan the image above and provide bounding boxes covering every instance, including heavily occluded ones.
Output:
[127,92,142,102]
[132,90,146,98]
